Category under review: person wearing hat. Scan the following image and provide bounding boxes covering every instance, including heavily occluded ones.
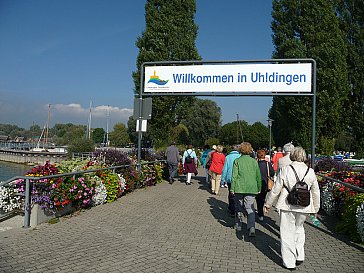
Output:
[209,145,226,195]
[165,141,180,184]
[204,145,217,187]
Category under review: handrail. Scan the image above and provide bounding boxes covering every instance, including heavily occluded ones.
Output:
[316,172,364,193]
[0,160,165,186]
[0,159,166,228]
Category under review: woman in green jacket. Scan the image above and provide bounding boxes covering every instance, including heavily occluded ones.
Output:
[232,142,262,236]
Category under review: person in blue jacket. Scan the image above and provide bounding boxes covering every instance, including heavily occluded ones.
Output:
[200,144,212,184]
[221,144,241,217]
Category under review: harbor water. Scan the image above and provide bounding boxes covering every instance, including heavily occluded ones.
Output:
[0,161,32,182]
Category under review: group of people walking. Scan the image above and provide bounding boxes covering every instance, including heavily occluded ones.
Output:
[165,141,320,271]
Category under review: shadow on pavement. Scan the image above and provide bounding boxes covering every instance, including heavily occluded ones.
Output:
[207,196,235,228]
[236,227,283,266]
[208,195,283,266]
[195,175,212,193]
[309,211,364,252]
[260,215,280,238]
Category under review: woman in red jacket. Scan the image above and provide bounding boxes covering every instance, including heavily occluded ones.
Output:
[209,145,226,195]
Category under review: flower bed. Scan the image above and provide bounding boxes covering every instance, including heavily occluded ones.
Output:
[0,150,166,225]
[316,159,364,243]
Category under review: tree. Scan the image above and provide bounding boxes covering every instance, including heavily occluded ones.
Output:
[68,138,95,153]
[53,124,87,146]
[0,124,25,139]
[219,121,248,146]
[132,0,201,148]
[169,124,189,145]
[92,128,105,145]
[337,0,364,158]
[269,0,349,153]
[219,121,269,149]
[109,123,130,147]
[181,99,222,147]
[249,122,270,149]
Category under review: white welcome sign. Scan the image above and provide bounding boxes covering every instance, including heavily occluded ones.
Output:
[144,63,313,93]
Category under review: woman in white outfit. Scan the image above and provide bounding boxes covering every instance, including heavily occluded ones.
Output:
[264,147,320,271]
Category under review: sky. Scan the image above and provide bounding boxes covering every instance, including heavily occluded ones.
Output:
[0,0,274,131]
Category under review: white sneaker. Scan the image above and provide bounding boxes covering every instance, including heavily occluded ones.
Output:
[248,227,256,237]
[236,224,242,231]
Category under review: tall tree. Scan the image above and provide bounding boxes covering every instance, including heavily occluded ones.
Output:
[109,123,130,147]
[219,121,248,146]
[181,99,221,147]
[337,0,364,158]
[250,122,270,149]
[132,0,201,148]
[91,128,106,145]
[269,0,349,152]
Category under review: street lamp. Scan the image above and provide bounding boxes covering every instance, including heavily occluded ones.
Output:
[267,118,274,162]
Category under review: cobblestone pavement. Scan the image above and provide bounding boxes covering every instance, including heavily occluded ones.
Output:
[0,168,363,273]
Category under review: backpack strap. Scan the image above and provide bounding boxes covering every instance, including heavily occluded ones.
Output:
[284,165,310,193]
[283,182,290,193]
[289,165,300,183]
[289,165,310,183]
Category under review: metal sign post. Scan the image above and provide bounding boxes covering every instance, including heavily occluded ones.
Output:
[139,59,317,169]
[135,85,153,172]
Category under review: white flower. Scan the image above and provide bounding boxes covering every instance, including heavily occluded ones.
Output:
[321,183,336,215]
[356,202,364,243]
[92,177,107,206]
[117,174,126,194]
[0,185,23,213]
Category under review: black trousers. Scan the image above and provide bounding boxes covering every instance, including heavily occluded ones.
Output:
[255,190,268,217]
[227,183,236,214]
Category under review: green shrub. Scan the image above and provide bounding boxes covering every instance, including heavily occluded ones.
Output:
[336,193,364,243]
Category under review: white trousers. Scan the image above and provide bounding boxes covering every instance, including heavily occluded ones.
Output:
[280,210,307,269]
[186,173,192,183]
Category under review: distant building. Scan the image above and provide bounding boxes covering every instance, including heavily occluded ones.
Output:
[0,135,10,142]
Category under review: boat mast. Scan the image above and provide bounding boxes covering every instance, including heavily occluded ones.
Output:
[87,100,92,140]
[45,104,51,145]
[236,113,244,143]
[106,105,110,146]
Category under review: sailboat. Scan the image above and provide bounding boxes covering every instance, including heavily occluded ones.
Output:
[32,104,52,152]
[31,105,67,153]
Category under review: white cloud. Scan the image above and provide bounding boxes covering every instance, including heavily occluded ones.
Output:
[51,103,133,128]
[0,98,134,129]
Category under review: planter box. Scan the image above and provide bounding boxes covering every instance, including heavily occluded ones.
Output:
[30,203,74,227]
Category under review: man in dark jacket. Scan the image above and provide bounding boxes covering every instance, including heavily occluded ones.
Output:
[165,141,180,184]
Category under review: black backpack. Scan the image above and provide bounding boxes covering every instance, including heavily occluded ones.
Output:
[283,165,310,207]
[185,150,193,163]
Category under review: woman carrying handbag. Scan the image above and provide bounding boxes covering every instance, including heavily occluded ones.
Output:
[255,149,274,221]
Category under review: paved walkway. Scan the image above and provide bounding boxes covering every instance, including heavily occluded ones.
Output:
[0,168,363,273]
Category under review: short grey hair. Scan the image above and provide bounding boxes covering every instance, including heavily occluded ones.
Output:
[283,142,295,154]
[290,146,307,162]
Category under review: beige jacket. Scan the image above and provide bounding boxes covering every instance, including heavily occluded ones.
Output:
[265,161,320,213]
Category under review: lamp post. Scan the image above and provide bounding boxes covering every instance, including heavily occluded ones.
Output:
[267,118,273,162]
